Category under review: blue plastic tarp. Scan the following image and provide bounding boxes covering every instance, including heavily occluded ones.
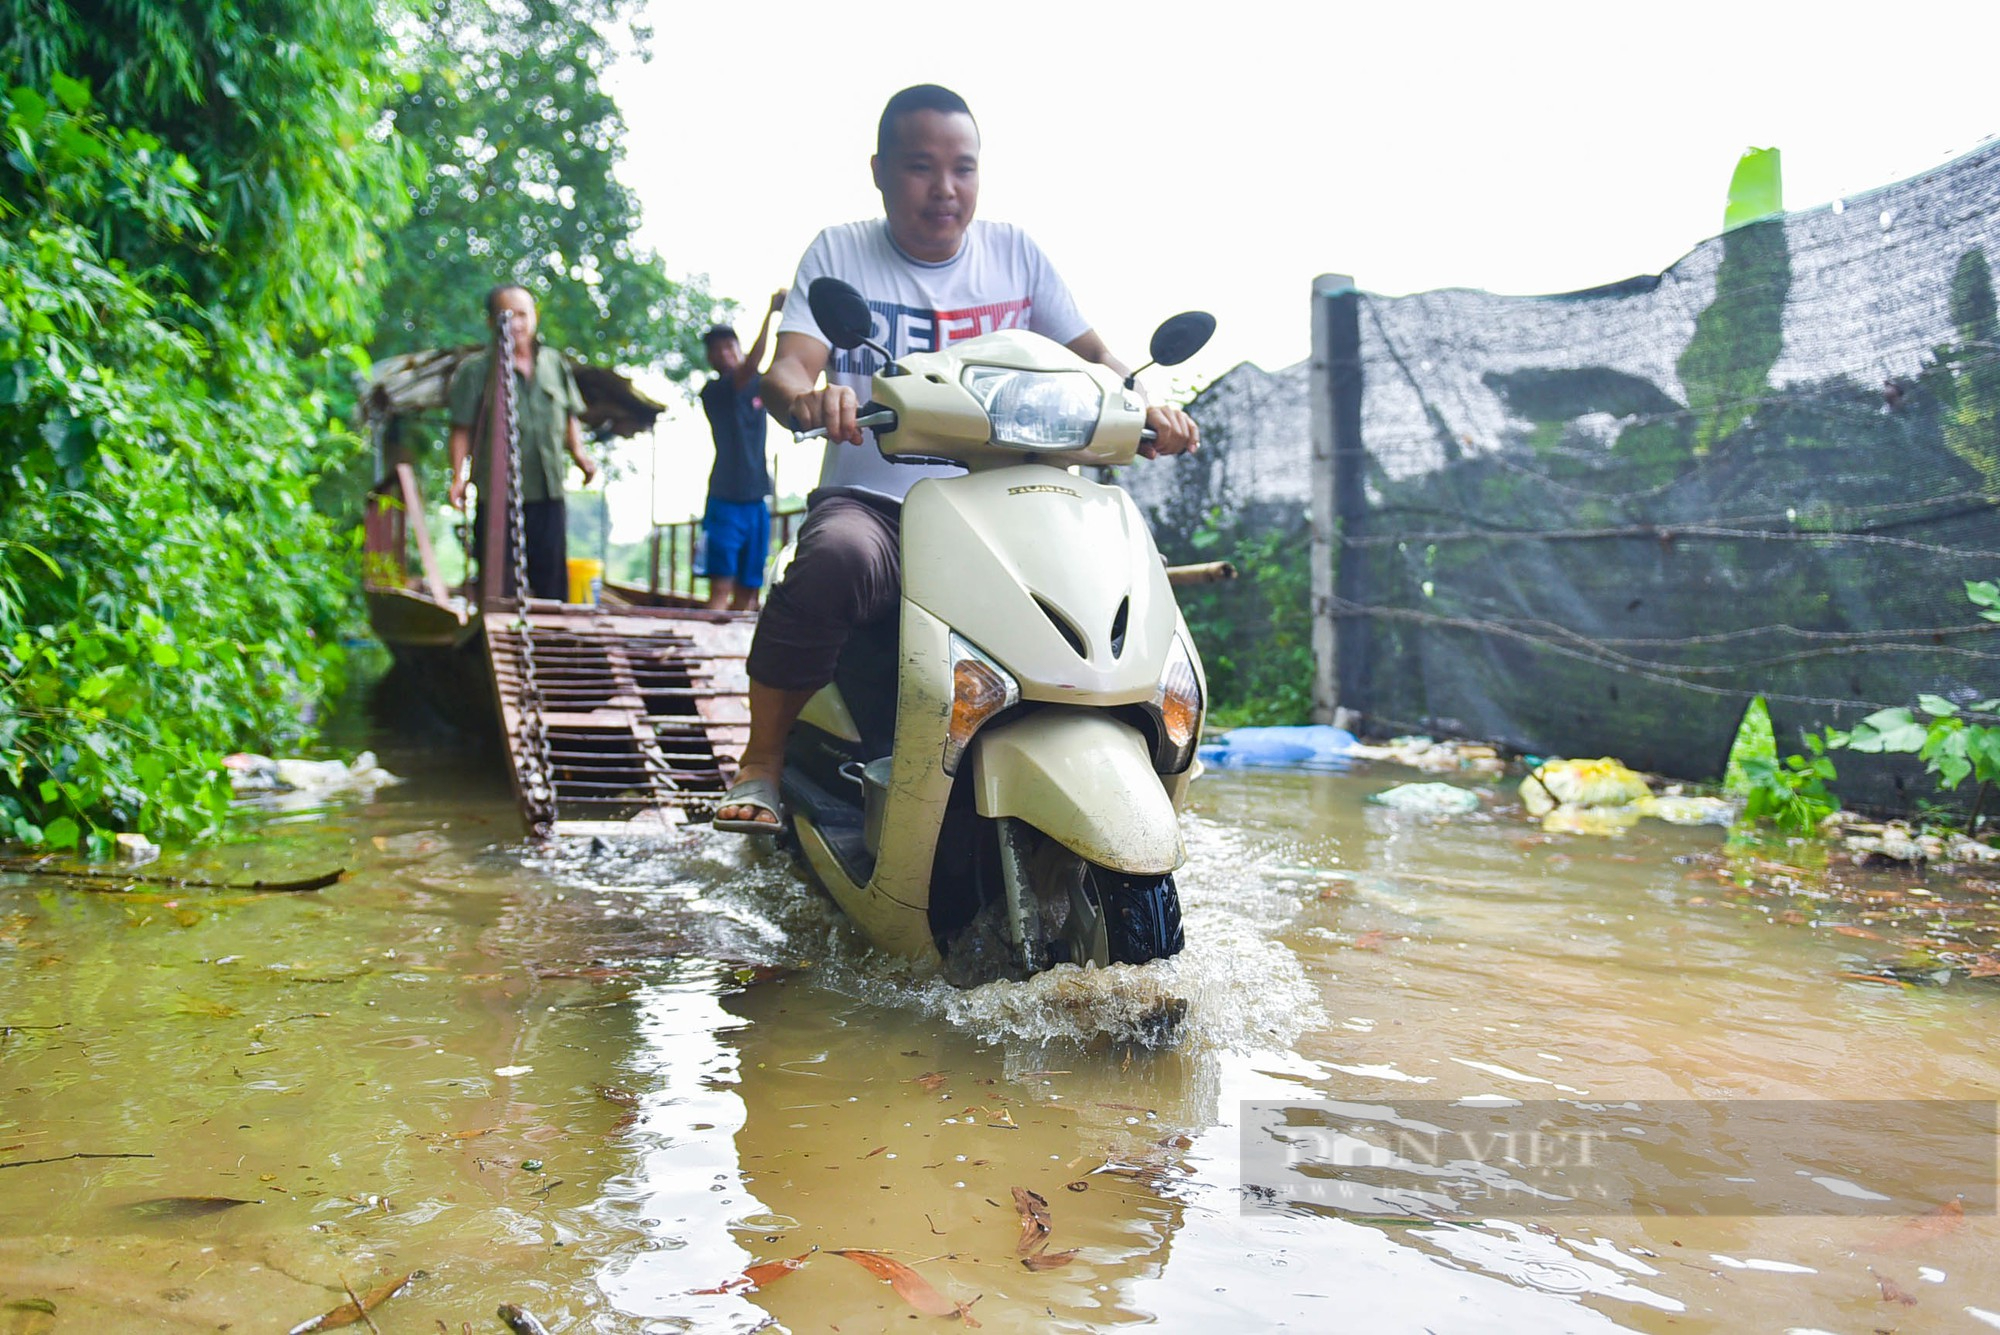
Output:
[1197,725,1359,772]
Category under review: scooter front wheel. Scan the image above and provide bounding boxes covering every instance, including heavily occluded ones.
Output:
[1088,867,1185,967]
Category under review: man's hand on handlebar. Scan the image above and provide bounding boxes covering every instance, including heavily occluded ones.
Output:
[1139,405,1200,459]
[790,384,863,445]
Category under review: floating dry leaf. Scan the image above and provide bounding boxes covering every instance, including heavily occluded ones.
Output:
[371,832,448,859]
[832,1249,979,1324]
[1012,1186,1052,1254]
[497,1303,553,1335]
[1021,1249,1078,1271]
[1867,1197,1966,1252]
[862,1145,888,1159]
[693,1250,814,1294]
[128,1195,262,1218]
[912,1072,949,1092]
[286,1272,411,1334]
[1871,1267,1919,1305]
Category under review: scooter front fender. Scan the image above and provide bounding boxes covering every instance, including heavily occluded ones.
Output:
[970,708,1183,876]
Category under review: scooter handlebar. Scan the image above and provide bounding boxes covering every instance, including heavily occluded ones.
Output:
[793,407,898,442]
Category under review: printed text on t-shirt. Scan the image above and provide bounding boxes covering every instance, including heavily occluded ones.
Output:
[831,297,1035,375]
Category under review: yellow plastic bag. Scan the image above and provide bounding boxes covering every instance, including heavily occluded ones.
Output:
[1519,758,1649,817]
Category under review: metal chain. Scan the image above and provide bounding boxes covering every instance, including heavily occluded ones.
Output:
[497,311,556,836]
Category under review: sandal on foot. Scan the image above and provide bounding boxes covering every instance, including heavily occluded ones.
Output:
[712,775,783,834]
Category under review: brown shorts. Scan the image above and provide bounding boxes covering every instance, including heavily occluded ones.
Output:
[745,490,902,692]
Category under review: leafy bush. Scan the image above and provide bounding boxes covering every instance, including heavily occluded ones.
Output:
[1737,733,1841,835]
[1823,581,2000,823]
[1724,695,1839,835]
[1176,513,1314,728]
[0,85,359,852]
[1832,695,2000,803]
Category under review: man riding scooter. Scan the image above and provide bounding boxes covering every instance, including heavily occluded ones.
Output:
[714,82,1199,832]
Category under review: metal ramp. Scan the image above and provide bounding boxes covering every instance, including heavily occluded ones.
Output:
[485,603,752,837]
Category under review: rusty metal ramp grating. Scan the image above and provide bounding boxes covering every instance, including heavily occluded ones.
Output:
[485,603,752,837]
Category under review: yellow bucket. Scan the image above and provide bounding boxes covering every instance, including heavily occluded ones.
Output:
[565,557,603,605]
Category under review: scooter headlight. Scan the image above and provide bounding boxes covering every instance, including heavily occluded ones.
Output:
[1154,634,1203,773]
[944,633,1020,775]
[960,366,1102,449]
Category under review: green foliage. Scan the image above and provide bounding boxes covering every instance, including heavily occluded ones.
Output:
[1832,695,2000,795]
[1737,731,1839,835]
[1969,578,2000,622]
[0,85,361,851]
[371,0,710,374]
[1819,581,2000,813]
[1722,694,1777,797]
[1175,512,1314,728]
[2,0,418,344]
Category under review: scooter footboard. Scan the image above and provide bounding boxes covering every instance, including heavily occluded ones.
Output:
[969,708,1183,875]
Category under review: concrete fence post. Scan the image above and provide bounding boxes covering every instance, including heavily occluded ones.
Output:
[1309,274,1359,726]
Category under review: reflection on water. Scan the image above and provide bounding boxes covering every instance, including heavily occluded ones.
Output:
[0,738,1995,1332]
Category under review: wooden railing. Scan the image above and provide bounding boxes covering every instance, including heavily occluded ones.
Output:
[640,504,807,600]
[362,462,453,605]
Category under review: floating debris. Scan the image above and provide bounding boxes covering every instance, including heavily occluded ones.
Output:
[1520,758,1650,816]
[1370,782,1482,816]
[1349,735,1508,777]
[226,752,402,801]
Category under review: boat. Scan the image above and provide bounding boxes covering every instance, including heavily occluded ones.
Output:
[355,347,751,836]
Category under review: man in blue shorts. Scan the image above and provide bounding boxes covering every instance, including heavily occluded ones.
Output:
[697,292,785,610]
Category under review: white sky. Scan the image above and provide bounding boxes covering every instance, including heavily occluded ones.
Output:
[596,0,2000,539]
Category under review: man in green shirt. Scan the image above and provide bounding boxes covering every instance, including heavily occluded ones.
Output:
[446,284,597,600]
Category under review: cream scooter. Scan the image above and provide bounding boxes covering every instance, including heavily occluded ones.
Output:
[775,279,1213,987]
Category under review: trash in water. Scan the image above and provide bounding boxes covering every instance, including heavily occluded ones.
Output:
[1636,794,1736,826]
[1370,782,1482,815]
[1520,758,1739,835]
[1540,805,1643,837]
[1842,823,2000,866]
[1520,758,1650,816]
[226,751,402,806]
[114,832,159,865]
[1197,725,1358,771]
[1349,735,1507,776]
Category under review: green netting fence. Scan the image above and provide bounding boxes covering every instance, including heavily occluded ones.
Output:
[1139,141,2000,810]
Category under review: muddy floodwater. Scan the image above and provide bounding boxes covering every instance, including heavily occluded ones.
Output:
[3,723,1998,1333]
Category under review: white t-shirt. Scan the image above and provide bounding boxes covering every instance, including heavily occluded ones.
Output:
[778,218,1091,501]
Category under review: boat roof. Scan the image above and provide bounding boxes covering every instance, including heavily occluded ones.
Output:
[359,345,666,440]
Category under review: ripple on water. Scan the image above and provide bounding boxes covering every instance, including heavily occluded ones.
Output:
[625,810,1335,1052]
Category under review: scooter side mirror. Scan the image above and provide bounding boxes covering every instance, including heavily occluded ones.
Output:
[1148,311,1216,368]
[808,278,875,351]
